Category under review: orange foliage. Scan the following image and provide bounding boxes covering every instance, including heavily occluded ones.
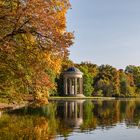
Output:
[0,0,74,101]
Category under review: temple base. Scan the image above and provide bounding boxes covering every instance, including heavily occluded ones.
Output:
[68,94,85,98]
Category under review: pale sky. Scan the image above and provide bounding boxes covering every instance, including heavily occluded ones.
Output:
[67,0,140,69]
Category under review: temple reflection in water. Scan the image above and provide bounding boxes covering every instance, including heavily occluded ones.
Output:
[58,100,85,127]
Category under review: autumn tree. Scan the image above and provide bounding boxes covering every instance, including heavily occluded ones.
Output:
[94,65,120,97]
[125,65,140,94]
[118,69,136,97]
[0,0,73,102]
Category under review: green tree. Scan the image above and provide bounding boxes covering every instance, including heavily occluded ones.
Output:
[78,65,94,96]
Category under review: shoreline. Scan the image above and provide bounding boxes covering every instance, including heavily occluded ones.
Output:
[0,102,28,115]
[0,103,19,110]
[0,96,140,112]
[48,96,140,101]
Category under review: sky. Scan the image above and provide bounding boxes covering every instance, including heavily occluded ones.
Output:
[66,0,140,69]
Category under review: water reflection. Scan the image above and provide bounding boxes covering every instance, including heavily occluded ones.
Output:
[58,100,84,128]
[0,99,140,139]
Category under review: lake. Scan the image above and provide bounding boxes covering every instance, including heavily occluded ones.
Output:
[0,99,140,140]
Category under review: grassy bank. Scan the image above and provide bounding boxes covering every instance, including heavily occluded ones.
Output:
[48,96,140,101]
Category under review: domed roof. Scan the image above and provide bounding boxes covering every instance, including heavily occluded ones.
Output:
[64,67,83,75]
[66,67,81,72]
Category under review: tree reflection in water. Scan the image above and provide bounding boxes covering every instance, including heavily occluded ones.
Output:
[0,99,140,139]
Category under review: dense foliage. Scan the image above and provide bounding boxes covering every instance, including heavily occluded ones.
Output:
[78,63,140,97]
[0,0,73,102]
[59,61,140,97]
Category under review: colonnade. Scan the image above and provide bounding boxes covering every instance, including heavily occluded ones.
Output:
[64,77,83,96]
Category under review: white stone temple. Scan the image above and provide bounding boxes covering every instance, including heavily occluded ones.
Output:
[63,67,84,97]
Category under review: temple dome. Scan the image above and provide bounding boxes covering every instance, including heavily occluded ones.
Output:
[65,67,83,74]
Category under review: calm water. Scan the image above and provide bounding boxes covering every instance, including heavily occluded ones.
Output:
[0,99,140,140]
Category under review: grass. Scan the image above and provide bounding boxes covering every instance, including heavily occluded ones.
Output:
[48,96,116,100]
[48,96,140,101]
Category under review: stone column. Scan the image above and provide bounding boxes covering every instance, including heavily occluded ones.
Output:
[69,78,72,95]
[81,78,83,94]
[72,78,74,95]
[74,78,77,95]
[64,77,68,95]
[79,78,83,94]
